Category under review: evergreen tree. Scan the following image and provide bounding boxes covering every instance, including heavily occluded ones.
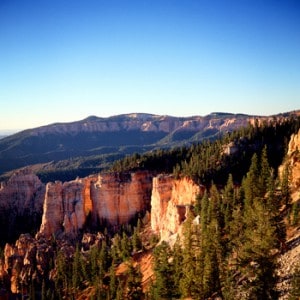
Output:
[260,145,271,195]
[132,226,142,252]
[121,232,132,261]
[126,262,143,300]
[172,237,183,298]
[291,201,300,226]
[180,212,202,298]
[200,191,209,233]
[151,241,175,299]
[109,264,117,300]
[202,220,222,299]
[281,162,291,207]
[243,153,260,205]
[223,174,235,211]
[209,183,224,229]
[72,244,85,290]
[238,199,278,299]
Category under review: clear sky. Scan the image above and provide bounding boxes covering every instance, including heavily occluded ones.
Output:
[0,0,299,132]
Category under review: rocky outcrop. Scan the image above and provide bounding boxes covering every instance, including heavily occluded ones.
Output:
[38,171,153,237]
[1,234,53,294]
[276,129,300,298]
[287,129,300,193]
[0,169,45,244]
[151,175,201,241]
[38,175,99,237]
[287,129,300,156]
[0,168,45,215]
[91,171,153,227]
[280,129,300,200]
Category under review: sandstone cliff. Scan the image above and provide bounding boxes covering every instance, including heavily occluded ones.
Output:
[287,129,300,195]
[91,171,153,227]
[276,129,300,299]
[279,128,300,201]
[38,171,153,237]
[151,175,201,241]
[0,168,45,215]
[0,169,45,244]
[38,178,90,237]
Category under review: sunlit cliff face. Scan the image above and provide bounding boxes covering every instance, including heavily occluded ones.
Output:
[151,175,202,241]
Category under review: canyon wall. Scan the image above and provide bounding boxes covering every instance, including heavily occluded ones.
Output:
[38,171,153,237]
[151,175,202,241]
[38,179,89,237]
[279,129,300,200]
[0,167,200,242]
[91,171,153,227]
[288,129,300,194]
[0,168,45,215]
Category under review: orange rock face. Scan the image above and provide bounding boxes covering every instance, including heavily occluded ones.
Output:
[38,171,153,237]
[0,168,45,215]
[288,129,300,156]
[91,171,153,227]
[151,175,201,241]
[284,129,300,199]
[39,179,88,237]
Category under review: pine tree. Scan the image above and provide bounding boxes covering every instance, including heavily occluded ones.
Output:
[180,212,198,298]
[209,183,224,229]
[72,244,84,290]
[281,162,291,207]
[291,201,300,226]
[201,217,223,299]
[126,262,143,300]
[151,241,175,299]
[238,199,278,299]
[121,232,132,261]
[200,191,209,233]
[109,264,117,300]
[172,237,183,298]
[132,226,142,252]
[259,145,271,195]
[223,174,235,207]
[244,153,260,205]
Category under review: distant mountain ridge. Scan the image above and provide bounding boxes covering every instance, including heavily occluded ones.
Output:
[0,111,299,178]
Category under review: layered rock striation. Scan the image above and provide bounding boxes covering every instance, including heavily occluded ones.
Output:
[0,167,201,242]
[0,168,45,215]
[0,169,45,244]
[38,171,153,237]
[151,175,202,241]
[91,171,153,227]
[280,129,300,200]
[38,179,89,237]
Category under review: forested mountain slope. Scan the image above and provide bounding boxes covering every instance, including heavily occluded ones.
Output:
[0,114,300,299]
[1,111,298,181]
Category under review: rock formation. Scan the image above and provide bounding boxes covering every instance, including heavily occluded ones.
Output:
[38,178,90,237]
[151,175,202,241]
[287,129,300,156]
[279,129,300,200]
[0,169,45,244]
[289,130,300,195]
[38,171,153,237]
[91,171,153,227]
[0,168,45,215]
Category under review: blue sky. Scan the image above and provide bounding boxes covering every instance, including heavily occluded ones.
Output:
[0,0,299,132]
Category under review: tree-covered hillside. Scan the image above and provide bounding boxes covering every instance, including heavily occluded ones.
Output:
[0,115,300,299]
[111,116,300,186]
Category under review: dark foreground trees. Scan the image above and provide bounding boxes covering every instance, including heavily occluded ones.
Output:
[150,150,283,299]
